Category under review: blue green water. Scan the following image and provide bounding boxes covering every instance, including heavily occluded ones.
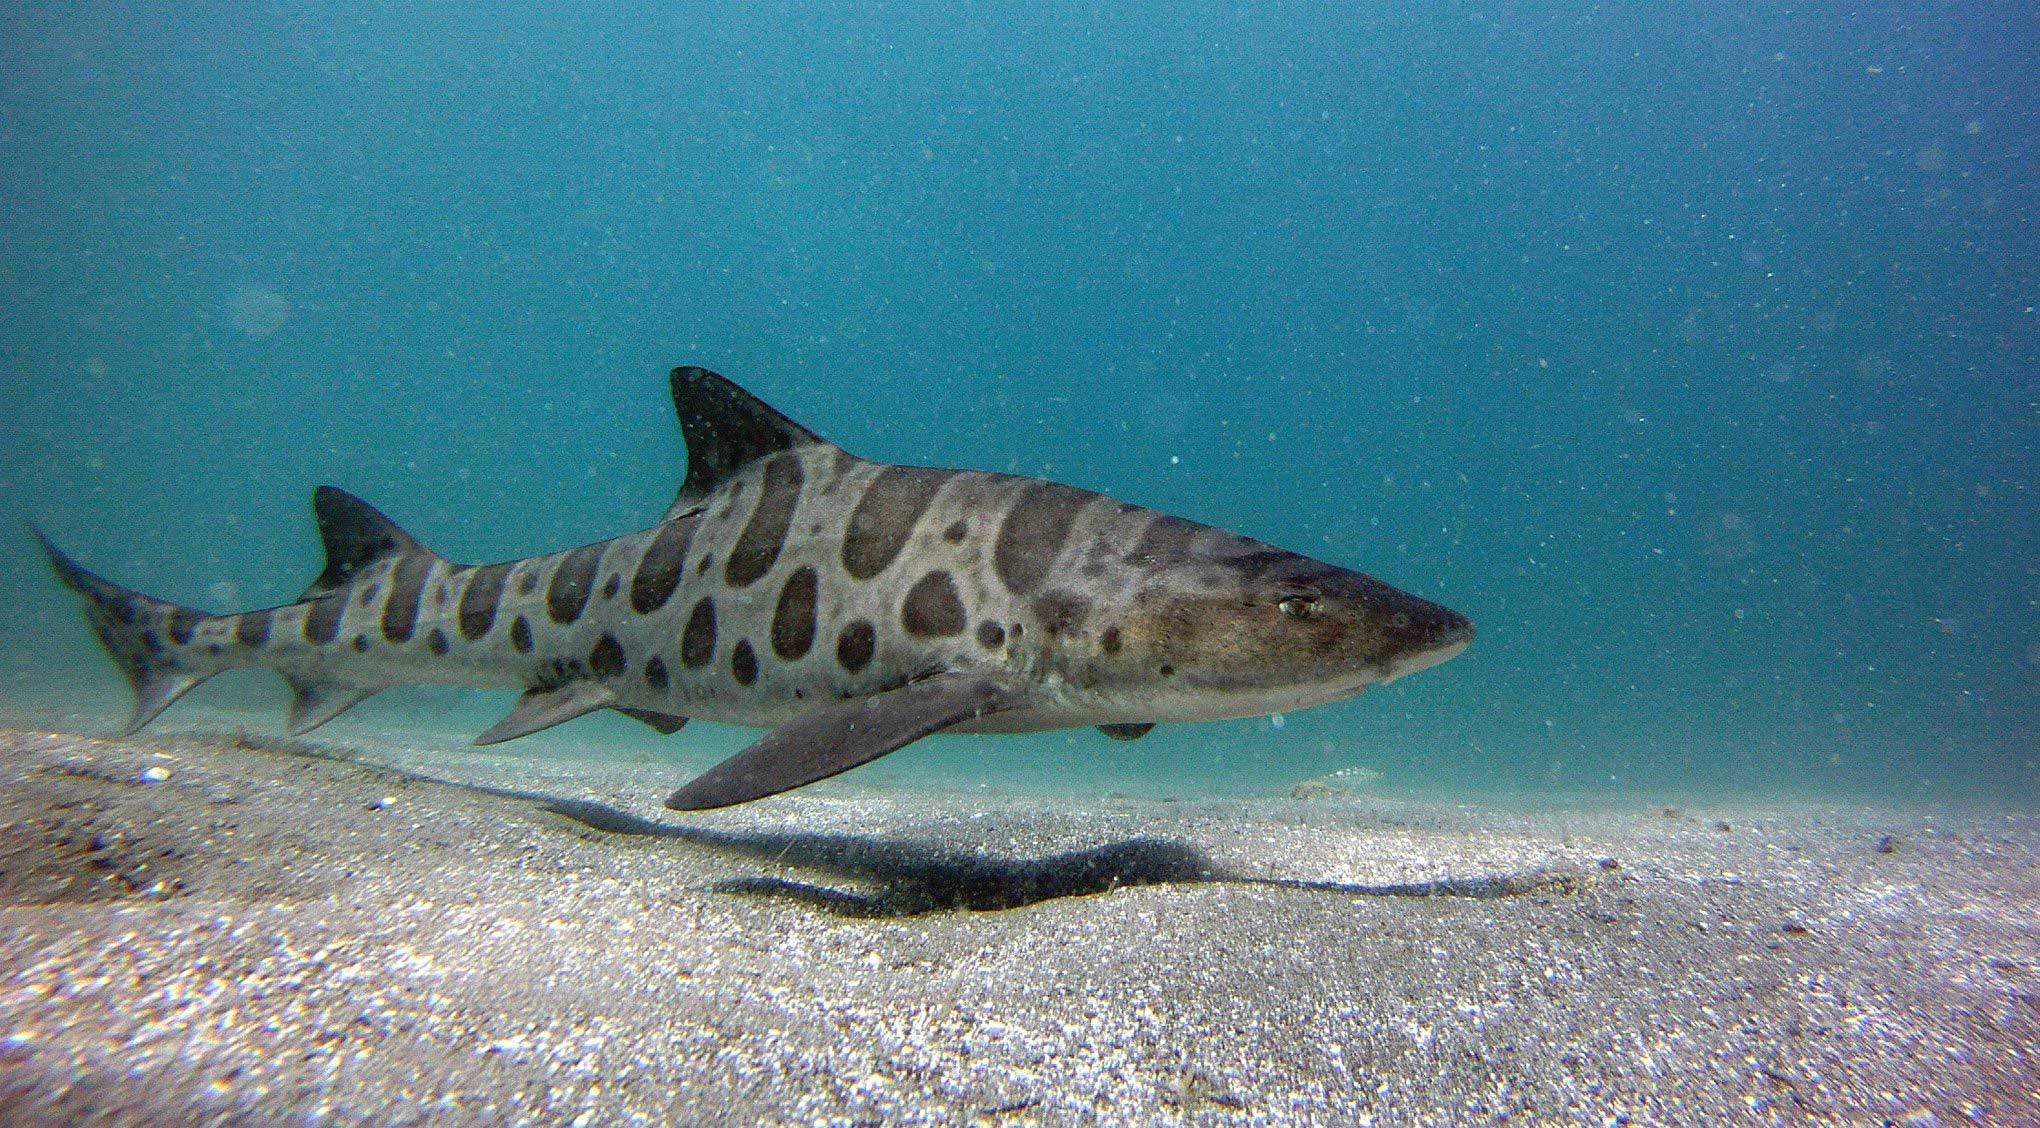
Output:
[2,3,2033,803]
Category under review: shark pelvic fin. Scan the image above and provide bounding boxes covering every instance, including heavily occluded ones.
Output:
[301,486,436,601]
[474,680,618,745]
[283,676,383,735]
[615,707,689,734]
[1099,723,1156,741]
[665,366,843,519]
[665,672,1020,811]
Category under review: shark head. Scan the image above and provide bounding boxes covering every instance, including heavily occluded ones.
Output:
[1075,532,1473,722]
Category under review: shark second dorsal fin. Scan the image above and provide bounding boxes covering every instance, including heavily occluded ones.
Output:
[302,486,434,601]
[666,367,840,519]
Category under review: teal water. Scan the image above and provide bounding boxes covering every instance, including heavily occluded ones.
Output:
[1,3,2032,803]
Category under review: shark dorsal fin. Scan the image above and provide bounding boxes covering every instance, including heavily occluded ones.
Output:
[302,486,433,601]
[666,366,839,520]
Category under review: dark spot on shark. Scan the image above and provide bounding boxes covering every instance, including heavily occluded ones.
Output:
[836,619,876,672]
[381,555,432,643]
[359,581,381,605]
[644,655,669,691]
[548,544,604,624]
[731,638,759,685]
[352,634,370,652]
[1160,663,1176,678]
[1217,547,1295,578]
[726,454,802,588]
[943,518,968,544]
[1033,590,1090,637]
[1126,514,1201,567]
[995,482,1092,594]
[235,609,272,648]
[537,656,587,689]
[843,465,950,579]
[902,570,967,638]
[140,629,163,655]
[427,628,450,656]
[305,596,346,645]
[681,597,717,668]
[169,608,202,646]
[976,620,1006,649]
[590,633,625,678]
[600,573,620,601]
[509,615,534,653]
[515,569,537,597]
[771,566,819,660]
[458,563,510,640]
[697,554,714,575]
[1101,626,1123,654]
[631,516,696,614]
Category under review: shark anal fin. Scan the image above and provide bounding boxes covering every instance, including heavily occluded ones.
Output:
[616,707,688,735]
[475,681,617,745]
[284,677,383,735]
[301,487,436,601]
[665,367,844,519]
[665,672,1020,811]
[1099,723,1155,741]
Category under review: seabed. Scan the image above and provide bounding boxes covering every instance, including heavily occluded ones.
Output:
[1,727,2034,1124]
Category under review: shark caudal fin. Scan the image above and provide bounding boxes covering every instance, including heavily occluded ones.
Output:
[32,526,221,735]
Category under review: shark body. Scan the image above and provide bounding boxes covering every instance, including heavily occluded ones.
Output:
[40,367,1472,808]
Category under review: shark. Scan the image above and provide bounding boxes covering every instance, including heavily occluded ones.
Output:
[37,367,1473,810]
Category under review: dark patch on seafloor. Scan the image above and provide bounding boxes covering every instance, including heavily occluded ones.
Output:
[469,787,1589,918]
[0,728,1590,919]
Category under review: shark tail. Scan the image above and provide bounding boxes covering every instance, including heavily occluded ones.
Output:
[32,526,226,734]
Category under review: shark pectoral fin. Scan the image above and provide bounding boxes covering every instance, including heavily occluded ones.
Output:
[615,707,689,735]
[283,677,383,735]
[665,672,1022,811]
[474,681,617,745]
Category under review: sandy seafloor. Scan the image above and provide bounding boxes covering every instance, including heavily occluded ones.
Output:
[0,726,2033,1126]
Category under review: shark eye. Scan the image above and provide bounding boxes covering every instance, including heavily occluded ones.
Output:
[1277,595,1319,620]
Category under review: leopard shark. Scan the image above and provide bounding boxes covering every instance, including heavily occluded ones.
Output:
[37,366,1473,809]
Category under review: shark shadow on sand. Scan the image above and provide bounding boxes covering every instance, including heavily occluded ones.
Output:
[442,776,1591,919]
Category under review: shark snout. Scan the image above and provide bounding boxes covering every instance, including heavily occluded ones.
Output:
[1382,601,1473,682]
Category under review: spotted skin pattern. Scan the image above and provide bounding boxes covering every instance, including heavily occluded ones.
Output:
[39,367,1473,797]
